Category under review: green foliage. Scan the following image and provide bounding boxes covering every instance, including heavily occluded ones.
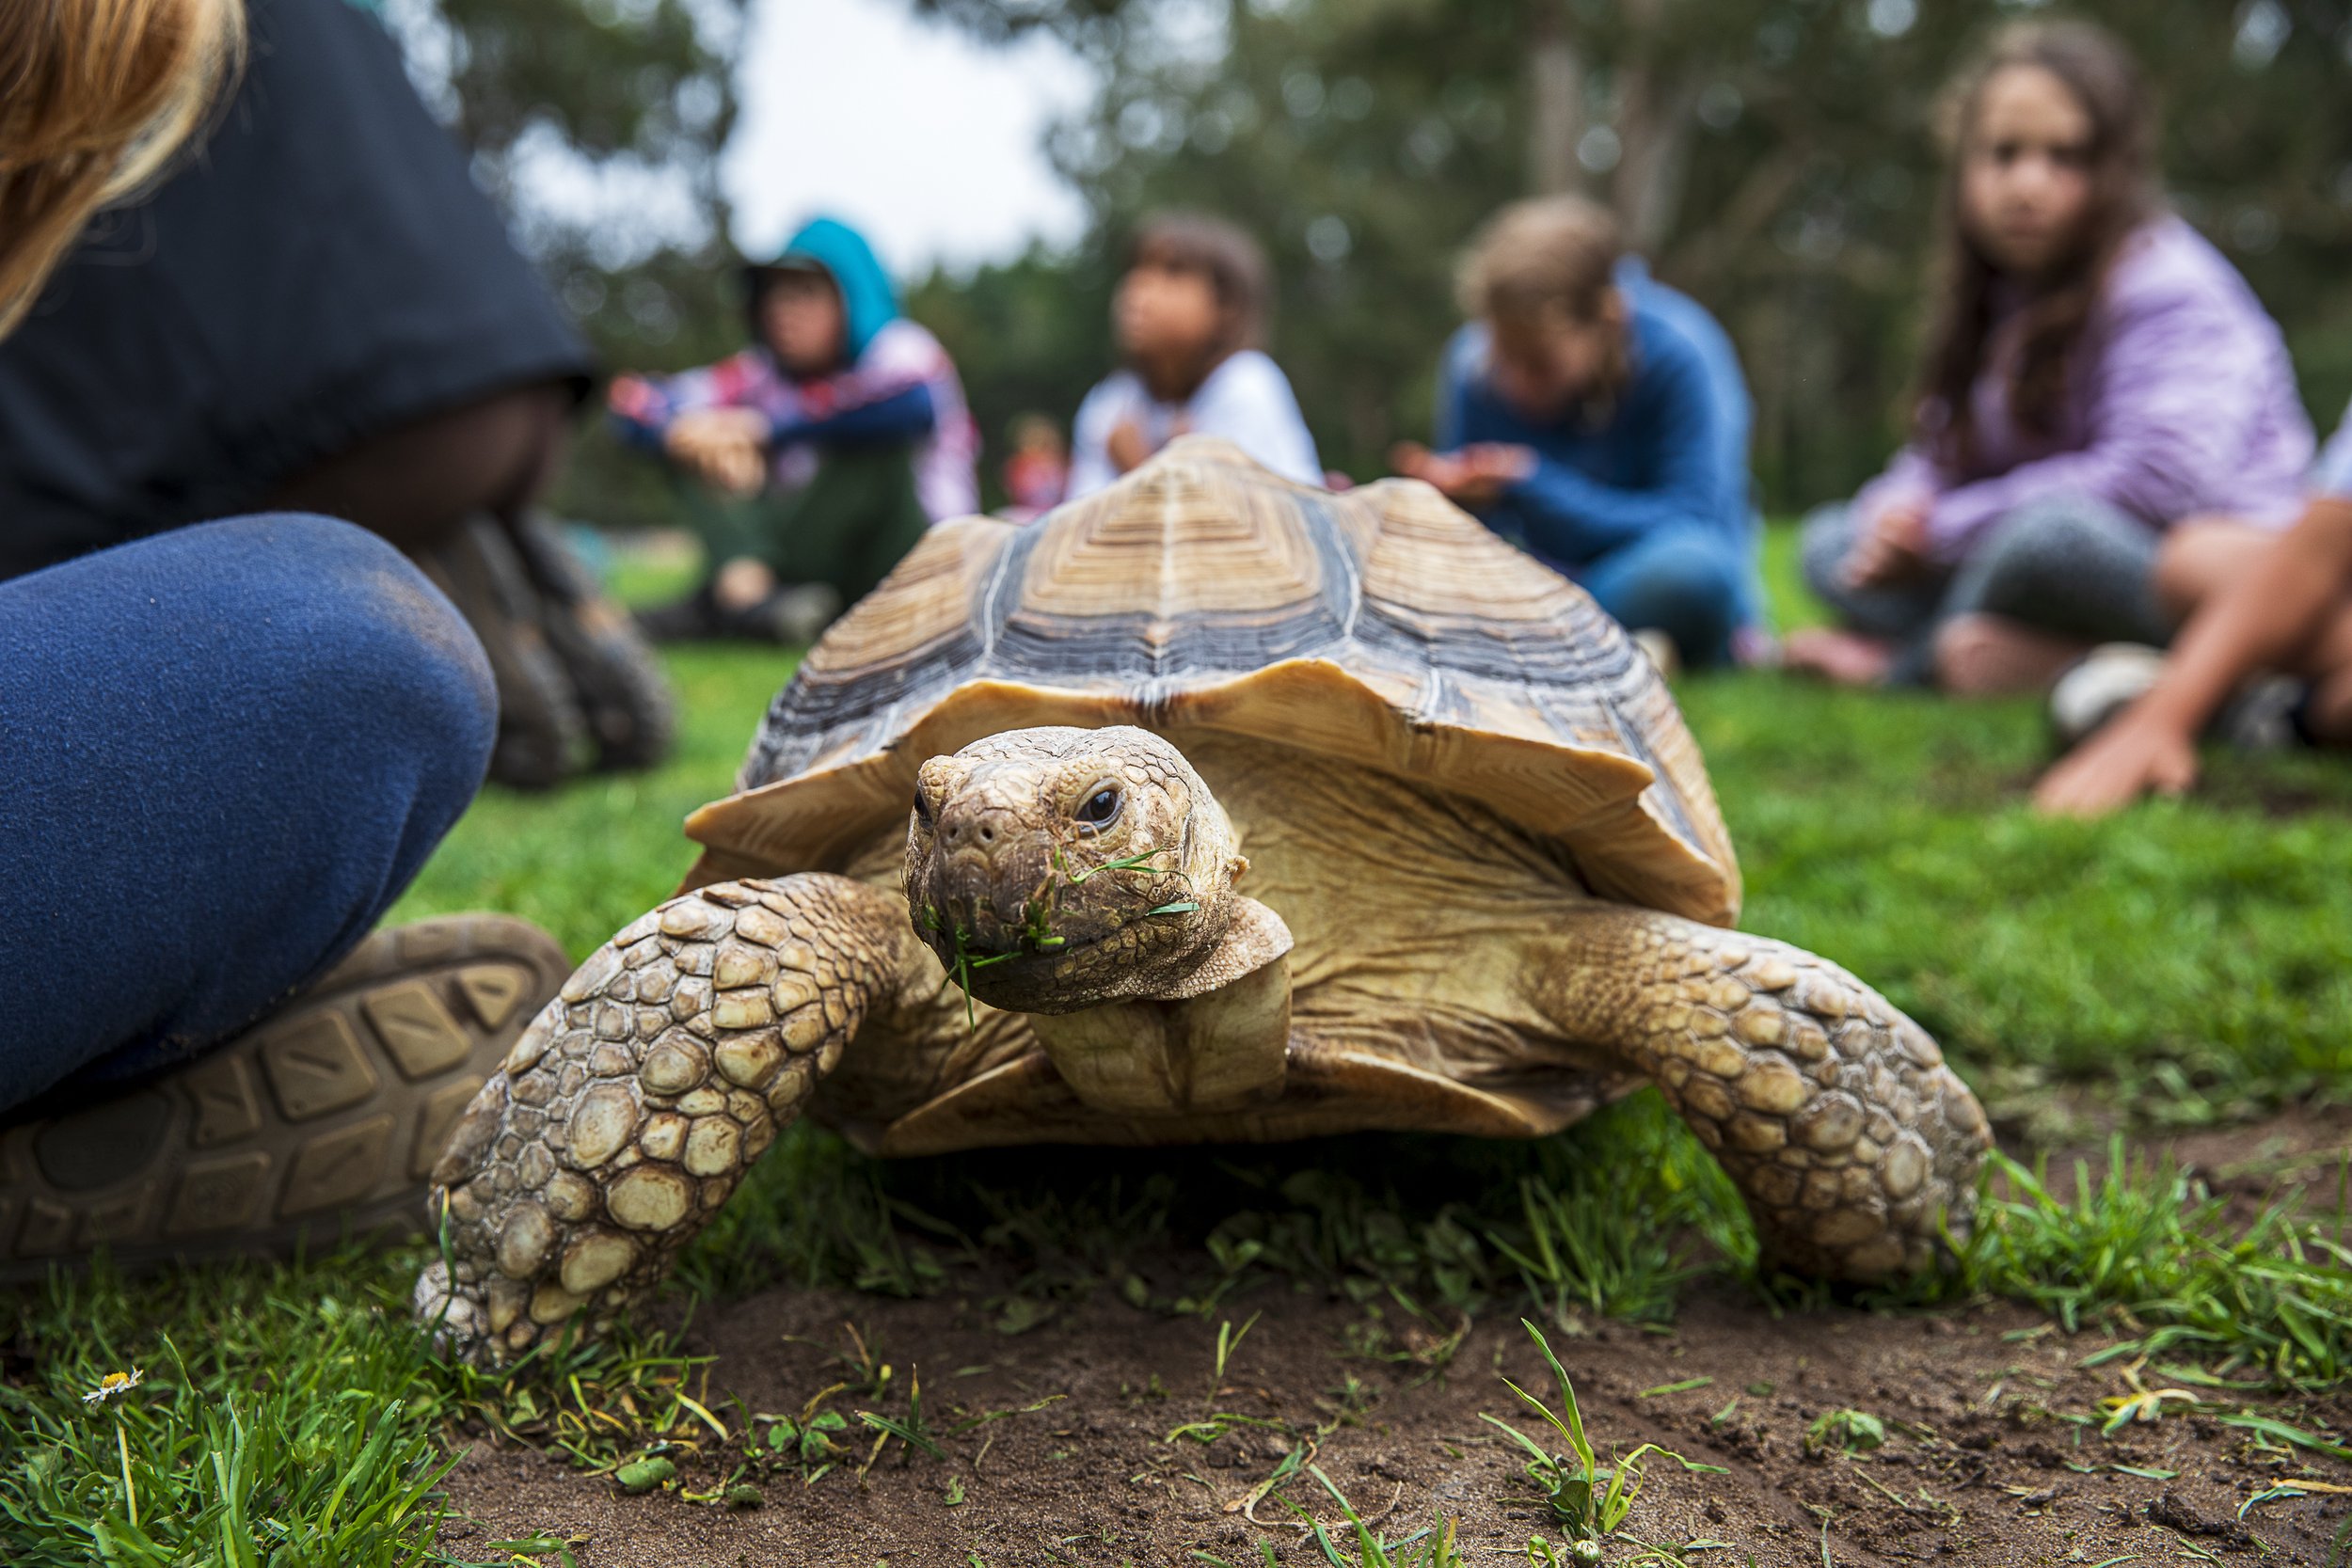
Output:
[0,1252,458,1565]
[1481,1321,1724,1556]
[1487,1098,1753,1326]
[1289,1466,1468,1567]
[1803,1407,1888,1455]
[1908,1144,2352,1388]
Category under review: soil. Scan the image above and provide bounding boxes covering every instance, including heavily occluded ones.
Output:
[437,1110,2352,1568]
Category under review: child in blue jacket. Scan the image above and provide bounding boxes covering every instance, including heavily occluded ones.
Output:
[1393,197,1765,670]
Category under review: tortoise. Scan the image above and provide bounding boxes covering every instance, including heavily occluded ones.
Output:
[415,437,1992,1359]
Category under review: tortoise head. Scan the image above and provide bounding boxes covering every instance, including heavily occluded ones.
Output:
[902,725,1249,1013]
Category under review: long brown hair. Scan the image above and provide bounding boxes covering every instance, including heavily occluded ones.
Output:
[1915,21,2157,467]
[0,0,244,337]
[1455,195,1632,418]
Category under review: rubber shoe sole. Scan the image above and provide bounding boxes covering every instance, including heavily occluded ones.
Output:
[0,914,568,1283]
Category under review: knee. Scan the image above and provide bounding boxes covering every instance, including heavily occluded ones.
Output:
[1625,544,1741,619]
[2151,522,2254,624]
[1969,495,2112,581]
[1798,504,1855,595]
[1599,539,1744,663]
[1931,613,2010,693]
[199,514,497,809]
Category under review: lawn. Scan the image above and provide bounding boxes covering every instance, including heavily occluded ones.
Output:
[6,526,2351,1564]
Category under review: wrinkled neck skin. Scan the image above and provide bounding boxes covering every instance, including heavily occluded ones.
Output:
[901,725,1290,1015]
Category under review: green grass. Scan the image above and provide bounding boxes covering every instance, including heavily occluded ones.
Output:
[1480,1320,1724,1555]
[387,641,802,951]
[9,522,2352,1558]
[1920,1143,2352,1388]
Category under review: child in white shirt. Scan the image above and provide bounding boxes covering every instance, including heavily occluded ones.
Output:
[1067,213,1321,497]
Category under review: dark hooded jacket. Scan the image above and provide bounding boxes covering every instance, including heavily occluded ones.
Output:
[0,0,593,581]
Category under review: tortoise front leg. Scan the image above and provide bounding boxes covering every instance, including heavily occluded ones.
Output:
[412,873,927,1361]
[1530,903,1991,1280]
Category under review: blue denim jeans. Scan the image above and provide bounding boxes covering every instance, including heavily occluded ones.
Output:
[0,515,494,1115]
[1569,526,1754,670]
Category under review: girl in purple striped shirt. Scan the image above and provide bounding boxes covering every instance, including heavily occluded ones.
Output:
[1788,21,2312,693]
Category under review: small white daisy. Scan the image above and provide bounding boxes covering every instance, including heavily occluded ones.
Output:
[82,1369,143,1406]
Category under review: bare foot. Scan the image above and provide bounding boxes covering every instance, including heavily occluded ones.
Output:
[1782,627,1896,687]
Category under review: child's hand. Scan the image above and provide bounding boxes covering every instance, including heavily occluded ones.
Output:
[1843,499,1931,588]
[1390,442,1530,507]
[1445,444,1535,507]
[1106,418,1153,475]
[2034,707,2200,817]
[666,408,769,498]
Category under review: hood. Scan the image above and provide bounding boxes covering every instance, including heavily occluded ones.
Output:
[749,216,898,361]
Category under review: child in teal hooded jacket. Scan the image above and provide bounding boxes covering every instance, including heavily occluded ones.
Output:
[610,217,978,639]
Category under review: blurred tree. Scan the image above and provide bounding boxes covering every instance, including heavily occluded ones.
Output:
[904,242,1117,509]
[918,0,2352,511]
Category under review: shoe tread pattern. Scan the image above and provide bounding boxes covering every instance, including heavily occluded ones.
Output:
[0,915,568,1280]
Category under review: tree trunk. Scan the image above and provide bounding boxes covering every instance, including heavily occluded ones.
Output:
[1609,0,1693,252]
[1525,2,1585,197]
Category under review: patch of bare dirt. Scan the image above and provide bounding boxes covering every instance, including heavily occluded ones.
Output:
[437,1112,2352,1567]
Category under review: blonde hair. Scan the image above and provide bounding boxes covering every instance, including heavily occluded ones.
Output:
[1456,195,1631,414]
[0,0,245,337]
[1455,195,1625,327]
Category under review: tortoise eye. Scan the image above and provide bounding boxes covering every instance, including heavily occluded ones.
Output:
[912,791,933,828]
[1075,787,1121,831]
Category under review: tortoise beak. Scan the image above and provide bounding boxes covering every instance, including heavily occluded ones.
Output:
[918,808,1055,951]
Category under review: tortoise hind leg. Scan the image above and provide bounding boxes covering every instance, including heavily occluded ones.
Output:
[1529,903,1991,1280]
[412,873,926,1361]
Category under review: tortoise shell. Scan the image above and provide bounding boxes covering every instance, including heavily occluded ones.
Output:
[686,437,1740,926]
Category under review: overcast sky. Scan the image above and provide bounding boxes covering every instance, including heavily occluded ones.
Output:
[720,0,1095,275]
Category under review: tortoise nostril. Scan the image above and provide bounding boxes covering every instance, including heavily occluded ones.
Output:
[977,823,994,844]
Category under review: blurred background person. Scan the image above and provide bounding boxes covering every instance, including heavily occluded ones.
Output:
[0,0,576,1273]
[1785,21,2312,694]
[609,216,978,642]
[1001,412,1070,520]
[1391,196,1765,673]
[0,0,669,791]
[1066,213,1321,497]
[2037,401,2352,816]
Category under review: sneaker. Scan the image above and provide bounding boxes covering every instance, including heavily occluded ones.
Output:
[2212,673,2309,752]
[2047,642,2167,748]
[0,914,567,1283]
[417,515,587,790]
[2050,642,2312,752]
[637,578,842,646]
[634,580,728,644]
[507,514,675,773]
